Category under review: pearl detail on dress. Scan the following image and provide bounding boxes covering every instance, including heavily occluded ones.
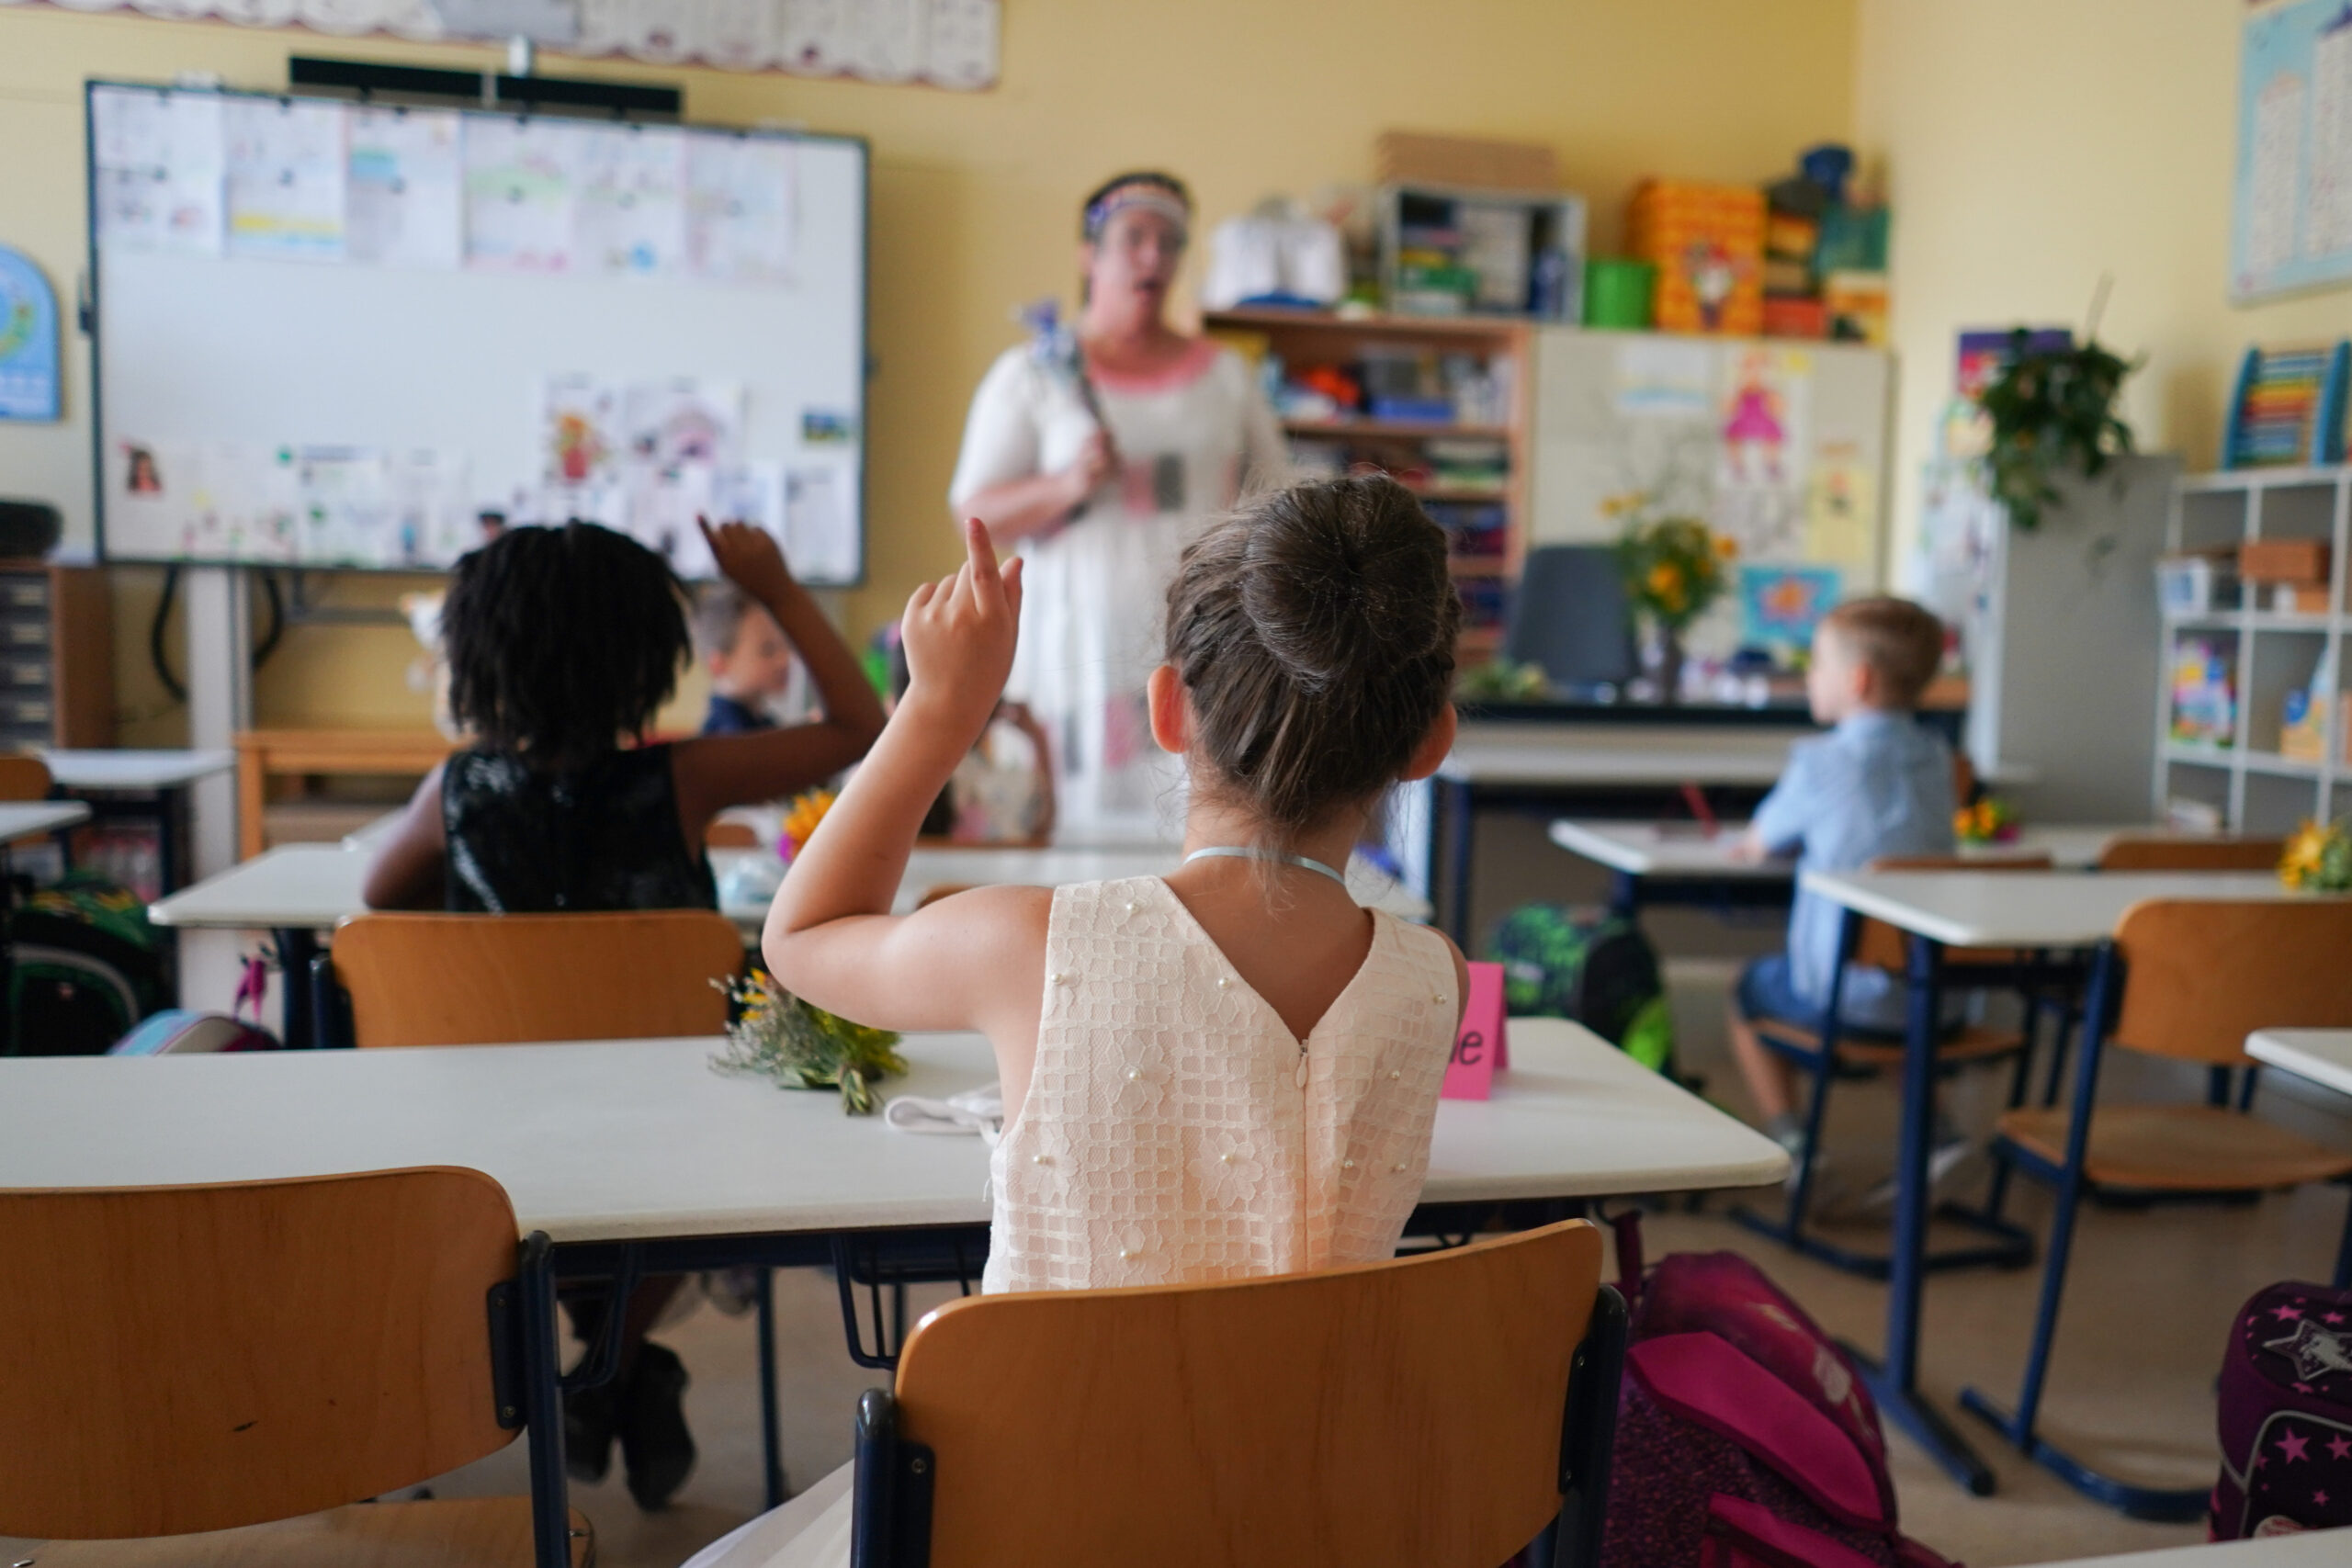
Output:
[1342,1158,1356,1169]
[1126,1068,1140,1080]
[1033,1154,1052,1166]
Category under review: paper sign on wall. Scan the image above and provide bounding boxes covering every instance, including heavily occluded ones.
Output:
[1442,960,1511,1101]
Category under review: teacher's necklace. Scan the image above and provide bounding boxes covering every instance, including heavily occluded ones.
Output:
[1182,845,1348,888]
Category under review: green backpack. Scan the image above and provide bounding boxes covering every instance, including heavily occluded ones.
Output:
[1486,903,1676,1075]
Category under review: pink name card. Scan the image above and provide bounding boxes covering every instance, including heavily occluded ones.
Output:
[1442,960,1510,1100]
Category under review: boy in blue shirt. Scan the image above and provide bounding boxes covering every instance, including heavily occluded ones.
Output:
[694,582,799,735]
[1730,595,1956,1165]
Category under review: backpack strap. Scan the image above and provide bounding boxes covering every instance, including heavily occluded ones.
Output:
[1630,1332,1893,1533]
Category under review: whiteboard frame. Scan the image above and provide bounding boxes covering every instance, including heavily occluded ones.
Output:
[83,79,872,585]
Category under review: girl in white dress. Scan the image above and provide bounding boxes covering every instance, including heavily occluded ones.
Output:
[949,171,1287,840]
[698,476,1468,1566]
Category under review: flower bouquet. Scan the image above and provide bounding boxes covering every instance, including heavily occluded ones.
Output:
[1954,796,2020,845]
[777,788,835,862]
[2279,818,2352,894]
[710,970,908,1114]
[1609,497,1736,701]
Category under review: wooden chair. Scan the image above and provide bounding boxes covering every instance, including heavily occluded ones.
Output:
[2096,835,2286,872]
[808,1218,1623,1568]
[1734,853,2050,1278]
[1959,898,2352,1518]
[0,1167,590,1565]
[705,819,762,850]
[0,752,52,800]
[331,909,742,1047]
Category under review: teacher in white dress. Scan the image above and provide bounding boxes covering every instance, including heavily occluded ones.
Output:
[948,171,1287,840]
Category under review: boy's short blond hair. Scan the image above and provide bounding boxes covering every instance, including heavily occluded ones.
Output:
[693,583,752,659]
[1820,596,1944,709]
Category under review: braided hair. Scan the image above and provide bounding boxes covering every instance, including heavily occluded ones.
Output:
[441,522,691,762]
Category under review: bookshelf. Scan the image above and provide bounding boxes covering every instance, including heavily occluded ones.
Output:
[1202,308,1532,665]
[2154,465,2352,832]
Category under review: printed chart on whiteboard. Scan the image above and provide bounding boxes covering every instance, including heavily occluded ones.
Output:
[89,82,868,583]
[2233,0,2352,301]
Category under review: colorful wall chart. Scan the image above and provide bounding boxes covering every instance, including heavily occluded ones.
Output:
[0,246,61,423]
[2233,0,2352,301]
[2,0,1001,90]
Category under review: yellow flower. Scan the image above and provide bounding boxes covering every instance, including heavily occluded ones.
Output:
[1714,535,1739,558]
[781,788,837,852]
[2279,820,2331,890]
[1647,563,1683,596]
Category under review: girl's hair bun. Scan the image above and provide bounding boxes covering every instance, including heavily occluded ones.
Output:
[1166,475,1460,834]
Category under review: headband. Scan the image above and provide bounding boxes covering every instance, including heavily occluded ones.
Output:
[1085,184,1191,243]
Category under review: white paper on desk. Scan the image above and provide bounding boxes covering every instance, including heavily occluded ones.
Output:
[224,96,346,262]
[465,116,576,273]
[347,106,464,269]
[686,135,797,286]
[93,87,225,257]
[572,122,687,276]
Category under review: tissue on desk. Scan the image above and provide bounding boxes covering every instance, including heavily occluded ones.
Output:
[883,1082,1005,1144]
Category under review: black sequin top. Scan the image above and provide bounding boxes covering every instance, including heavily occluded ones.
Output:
[440,745,717,914]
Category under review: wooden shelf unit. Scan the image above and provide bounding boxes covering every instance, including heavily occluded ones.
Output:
[0,560,112,752]
[1203,309,1532,665]
[2154,466,2352,832]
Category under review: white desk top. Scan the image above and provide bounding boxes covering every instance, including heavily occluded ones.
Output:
[2247,1029,2352,1100]
[39,748,236,790]
[2027,1532,2350,1568]
[1548,819,2167,878]
[0,799,89,842]
[1800,869,2312,949]
[151,841,1430,933]
[0,1018,1786,1243]
[1442,725,1799,787]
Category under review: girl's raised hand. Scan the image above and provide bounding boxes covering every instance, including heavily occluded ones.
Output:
[698,515,797,604]
[901,517,1023,735]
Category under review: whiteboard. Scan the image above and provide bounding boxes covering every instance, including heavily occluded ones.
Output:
[88,83,868,583]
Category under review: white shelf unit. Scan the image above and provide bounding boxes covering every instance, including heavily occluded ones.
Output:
[2154,465,2352,831]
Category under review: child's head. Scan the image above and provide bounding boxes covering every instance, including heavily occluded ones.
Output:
[1159,476,1461,839]
[442,521,690,760]
[1807,595,1943,722]
[695,584,797,701]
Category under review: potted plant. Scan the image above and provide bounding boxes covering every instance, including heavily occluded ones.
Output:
[1977,321,2139,532]
[1609,495,1736,703]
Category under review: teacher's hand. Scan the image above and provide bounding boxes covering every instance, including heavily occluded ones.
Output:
[1062,428,1116,506]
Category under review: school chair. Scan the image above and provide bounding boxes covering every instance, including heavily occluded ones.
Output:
[2018,836,2290,1109]
[705,819,762,849]
[713,1218,1625,1568]
[0,752,52,800]
[1732,853,2048,1279]
[1959,898,2352,1519]
[0,1166,591,1566]
[2096,835,2287,873]
[329,908,742,1047]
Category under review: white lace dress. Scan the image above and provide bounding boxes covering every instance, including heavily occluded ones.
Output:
[684,875,1460,1568]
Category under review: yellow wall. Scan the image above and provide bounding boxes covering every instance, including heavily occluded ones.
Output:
[0,0,1858,739]
[1854,0,2352,569]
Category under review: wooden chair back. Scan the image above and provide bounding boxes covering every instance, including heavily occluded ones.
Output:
[334,909,741,1046]
[2098,836,2286,873]
[888,1218,1610,1568]
[704,819,761,849]
[0,752,52,800]
[1854,852,2053,971]
[2110,899,2352,1065]
[0,1168,517,1540]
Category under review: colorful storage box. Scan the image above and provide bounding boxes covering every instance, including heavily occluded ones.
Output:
[1626,181,1764,336]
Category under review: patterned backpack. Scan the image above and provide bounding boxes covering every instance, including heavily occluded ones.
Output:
[2211,1280,2352,1540]
[1601,1251,1954,1568]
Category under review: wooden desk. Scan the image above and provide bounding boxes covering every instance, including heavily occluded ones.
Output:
[234,728,454,861]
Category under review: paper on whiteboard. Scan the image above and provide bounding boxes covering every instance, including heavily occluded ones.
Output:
[465,116,576,272]
[92,87,225,256]
[1714,346,1811,560]
[347,107,463,269]
[298,446,395,565]
[686,136,797,285]
[542,373,622,486]
[390,449,473,565]
[785,465,855,581]
[624,378,743,469]
[572,124,688,276]
[107,437,196,557]
[1614,339,1713,420]
[224,96,347,260]
[925,0,1001,89]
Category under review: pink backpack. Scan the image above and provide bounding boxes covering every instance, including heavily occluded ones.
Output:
[1600,1251,1956,1568]
[2211,1280,2352,1540]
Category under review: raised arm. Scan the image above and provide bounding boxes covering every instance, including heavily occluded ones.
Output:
[763,520,1048,1056]
[673,520,888,831]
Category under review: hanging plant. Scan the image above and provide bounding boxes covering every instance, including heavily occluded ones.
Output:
[1977,310,2139,531]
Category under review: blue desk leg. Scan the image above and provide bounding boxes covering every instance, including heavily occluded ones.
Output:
[1443,776,1476,946]
[757,1268,787,1508]
[275,927,319,1048]
[518,1232,574,1568]
[1849,932,1998,1496]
